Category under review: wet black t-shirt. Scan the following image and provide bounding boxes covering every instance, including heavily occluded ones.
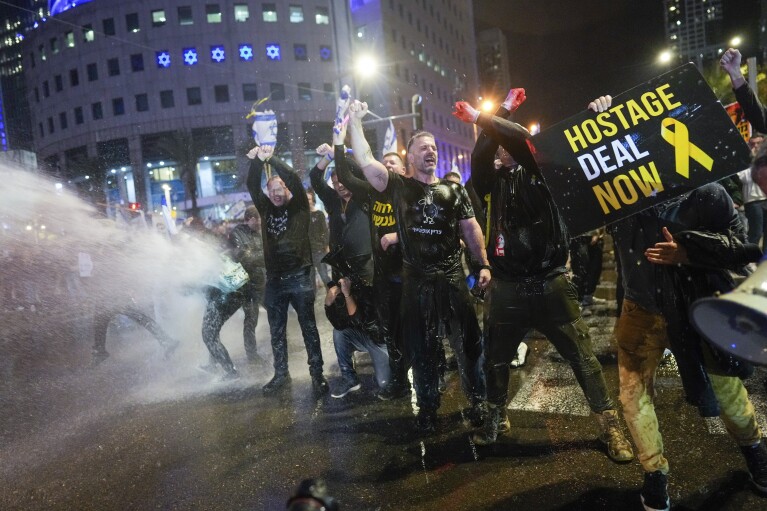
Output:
[385,173,474,276]
[246,156,312,276]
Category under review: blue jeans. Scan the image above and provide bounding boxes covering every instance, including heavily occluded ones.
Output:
[333,328,391,388]
[263,269,323,376]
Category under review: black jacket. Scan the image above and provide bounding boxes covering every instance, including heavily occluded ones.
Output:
[228,224,265,285]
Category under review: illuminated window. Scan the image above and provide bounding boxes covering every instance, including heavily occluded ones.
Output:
[210,45,225,63]
[65,31,74,48]
[238,44,254,61]
[130,53,144,72]
[156,51,171,68]
[83,24,94,42]
[262,3,277,22]
[315,7,329,24]
[74,107,84,125]
[183,48,198,65]
[206,4,222,23]
[178,6,193,26]
[126,13,140,32]
[50,37,59,54]
[152,9,166,27]
[289,5,304,23]
[265,43,280,61]
[234,4,249,22]
[38,44,45,62]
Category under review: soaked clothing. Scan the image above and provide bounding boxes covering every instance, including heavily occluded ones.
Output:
[247,156,312,277]
[471,108,615,413]
[246,156,323,378]
[93,304,176,357]
[617,299,761,475]
[611,183,760,415]
[309,159,373,282]
[383,172,482,412]
[308,210,329,254]
[334,145,407,388]
[325,284,390,387]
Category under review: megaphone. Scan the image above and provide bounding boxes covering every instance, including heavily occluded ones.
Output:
[690,260,767,365]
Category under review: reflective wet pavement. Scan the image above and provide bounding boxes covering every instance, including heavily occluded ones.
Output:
[2,300,767,510]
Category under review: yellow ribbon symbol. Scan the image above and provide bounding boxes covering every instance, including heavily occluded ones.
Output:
[660,117,713,178]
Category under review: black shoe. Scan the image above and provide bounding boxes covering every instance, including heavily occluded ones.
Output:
[640,470,670,511]
[377,382,411,401]
[331,374,361,398]
[461,401,486,428]
[262,372,291,394]
[415,410,438,435]
[741,439,767,495]
[311,374,329,395]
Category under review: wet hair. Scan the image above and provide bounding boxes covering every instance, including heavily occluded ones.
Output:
[444,171,462,182]
[406,131,436,152]
[244,205,259,221]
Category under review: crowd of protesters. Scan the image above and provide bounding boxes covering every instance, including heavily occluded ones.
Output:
[7,46,767,511]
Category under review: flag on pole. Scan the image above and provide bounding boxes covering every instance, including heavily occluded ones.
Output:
[382,120,397,156]
[451,157,460,175]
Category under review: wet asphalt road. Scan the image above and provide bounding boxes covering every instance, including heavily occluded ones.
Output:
[2,299,767,511]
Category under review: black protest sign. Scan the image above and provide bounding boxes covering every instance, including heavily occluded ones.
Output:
[531,63,750,236]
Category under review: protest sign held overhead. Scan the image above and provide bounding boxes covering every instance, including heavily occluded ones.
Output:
[531,63,751,236]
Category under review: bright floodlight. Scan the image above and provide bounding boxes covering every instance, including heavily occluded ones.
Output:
[658,50,673,64]
[355,55,378,77]
[731,36,742,47]
[481,100,495,112]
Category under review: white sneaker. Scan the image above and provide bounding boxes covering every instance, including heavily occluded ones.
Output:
[510,342,528,367]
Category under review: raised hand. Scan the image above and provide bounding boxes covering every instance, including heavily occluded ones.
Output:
[588,95,612,113]
[256,144,274,162]
[502,88,527,112]
[720,48,743,76]
[349,100,369,121]
[316,143,333,158]
[452,101,479,123]
[246,146,259,160]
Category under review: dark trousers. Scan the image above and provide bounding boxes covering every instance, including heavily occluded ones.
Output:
[569,236,604,299]
[400,274,484,413]
[93,304,176,355]
[744,201,767,246]
[483,274,614,412]
[201,281,263,372]
[263,269,323,377]
[375,277,408,388]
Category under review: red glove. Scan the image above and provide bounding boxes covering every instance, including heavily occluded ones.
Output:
[503,88,526,112]
[452,101,479,123]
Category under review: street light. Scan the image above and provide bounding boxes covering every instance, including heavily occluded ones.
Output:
[730,36,742,47]
[658,50,673,64]
[355,55,378,78]
[481,100,495,112]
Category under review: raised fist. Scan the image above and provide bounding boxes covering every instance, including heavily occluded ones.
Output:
[316,143,333,157]
[256,144,274,162]
[588,95,612,113]
[452,101,479,124]
[502,88,526,112]
[720,48,743,77]
[349,100,369,120]
[246,146,260,160]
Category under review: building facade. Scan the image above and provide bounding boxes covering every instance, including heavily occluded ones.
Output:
[22,0,479,217]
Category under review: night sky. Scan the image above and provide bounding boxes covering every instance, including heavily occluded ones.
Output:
[473,0,758,130]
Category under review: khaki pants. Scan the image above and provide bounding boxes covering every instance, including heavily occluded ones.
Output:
[616,299,761,474]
